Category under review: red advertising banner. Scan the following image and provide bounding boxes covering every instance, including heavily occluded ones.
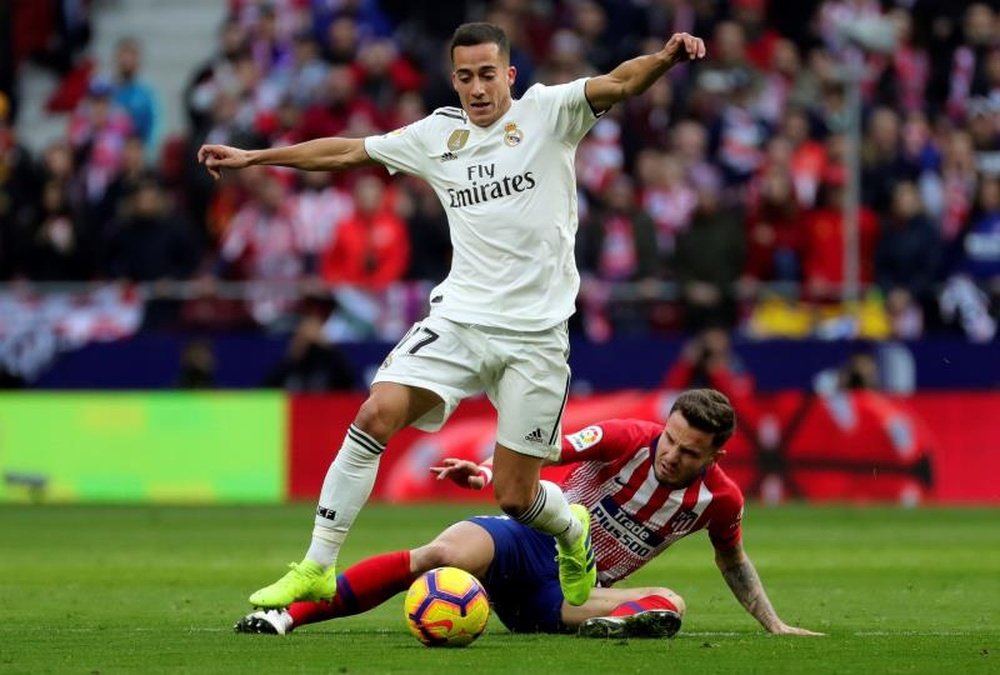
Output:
[287,392,1000,505]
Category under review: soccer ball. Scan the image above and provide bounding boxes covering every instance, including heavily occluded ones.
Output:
[403,566,490,647]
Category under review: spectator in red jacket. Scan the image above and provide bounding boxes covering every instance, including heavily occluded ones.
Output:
[320,175,409,289]
[801,164,879,301]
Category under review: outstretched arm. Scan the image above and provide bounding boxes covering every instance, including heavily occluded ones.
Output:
[198,137,377,180]
[584,32,706,113]
[715,545,824,636]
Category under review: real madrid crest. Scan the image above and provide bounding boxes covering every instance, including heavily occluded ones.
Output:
[447,129,470,152]
[503,122,524,147]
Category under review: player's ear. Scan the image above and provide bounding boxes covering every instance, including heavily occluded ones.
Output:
[507,65,516,88]
[711,448,727,463]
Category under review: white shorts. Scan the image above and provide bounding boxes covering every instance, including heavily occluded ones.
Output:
[372,315,570,460]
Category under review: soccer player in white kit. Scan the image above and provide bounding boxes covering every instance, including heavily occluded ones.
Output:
[198,23,707,611]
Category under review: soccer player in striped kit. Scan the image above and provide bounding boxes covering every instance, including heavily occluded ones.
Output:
[236,389,822,638]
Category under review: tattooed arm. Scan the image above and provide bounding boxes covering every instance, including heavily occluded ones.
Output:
[715,545,824,636]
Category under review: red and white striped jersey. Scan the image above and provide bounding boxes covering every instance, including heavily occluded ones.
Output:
[560,418,744,586]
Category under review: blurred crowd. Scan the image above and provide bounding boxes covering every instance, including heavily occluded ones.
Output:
[0,0,998,342]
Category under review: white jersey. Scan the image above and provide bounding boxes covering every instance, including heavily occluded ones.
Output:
[364,78,602,331]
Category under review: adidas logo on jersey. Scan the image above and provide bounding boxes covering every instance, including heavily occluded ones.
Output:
[524,428,544,443]
[440,151,458,162]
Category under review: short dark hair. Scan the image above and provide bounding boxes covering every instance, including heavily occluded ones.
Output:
[449,22,510,64]
[670,389,736,449]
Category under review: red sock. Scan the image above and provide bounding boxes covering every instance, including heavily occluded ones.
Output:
[287,551,415,628]
[609,594,678,617]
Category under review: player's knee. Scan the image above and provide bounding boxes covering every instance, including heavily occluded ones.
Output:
[414,541,461,571]
[494,484,535,517]
[355,395,405,442]
[492,467,538,517]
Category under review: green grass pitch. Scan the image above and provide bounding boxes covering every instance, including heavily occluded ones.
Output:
[1,504,998,673]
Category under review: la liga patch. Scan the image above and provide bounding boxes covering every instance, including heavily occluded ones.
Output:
[567,425,603,451]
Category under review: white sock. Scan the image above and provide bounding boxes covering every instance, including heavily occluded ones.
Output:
[512,480,583,549]
[304,425,384,568]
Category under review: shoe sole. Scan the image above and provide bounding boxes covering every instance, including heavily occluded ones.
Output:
[578,610,682,639]
[234,616,281,635]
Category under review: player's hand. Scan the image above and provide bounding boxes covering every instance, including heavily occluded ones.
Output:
[663,32,706,65]
[430,458,488,490]
[769,623,825,636]
[197,144,252,180]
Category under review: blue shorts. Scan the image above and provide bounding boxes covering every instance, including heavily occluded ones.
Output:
[467,515,567,634]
